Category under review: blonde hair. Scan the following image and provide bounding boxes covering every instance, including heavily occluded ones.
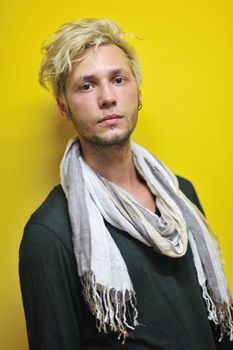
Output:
[39,18,141,106]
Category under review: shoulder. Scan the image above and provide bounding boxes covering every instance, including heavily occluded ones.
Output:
[176,175,194,197]
[176,175,205,215]
[19,187,80,313]
[28,185,69,226]
[20,185,73,253]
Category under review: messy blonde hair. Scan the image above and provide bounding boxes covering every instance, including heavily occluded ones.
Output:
[39,18,141,107]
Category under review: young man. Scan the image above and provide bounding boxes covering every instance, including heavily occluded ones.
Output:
[19,19,233,349]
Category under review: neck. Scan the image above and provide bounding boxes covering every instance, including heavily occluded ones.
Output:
[80,139,138,189]
[79,138,156,213]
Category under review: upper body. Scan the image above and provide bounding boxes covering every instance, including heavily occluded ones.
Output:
[19,177,232,350]
[19,18,233,349]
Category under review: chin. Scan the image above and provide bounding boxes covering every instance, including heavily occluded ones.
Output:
[85,130,133,147]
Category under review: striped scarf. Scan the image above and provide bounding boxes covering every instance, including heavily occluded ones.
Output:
[60,138,233,342]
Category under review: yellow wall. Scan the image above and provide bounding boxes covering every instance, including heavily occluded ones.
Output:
[1,1,232,348]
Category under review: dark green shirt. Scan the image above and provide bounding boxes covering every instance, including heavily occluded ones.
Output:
[19,177,233,349]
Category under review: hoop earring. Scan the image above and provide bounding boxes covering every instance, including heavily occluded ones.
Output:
[137,101,142,111]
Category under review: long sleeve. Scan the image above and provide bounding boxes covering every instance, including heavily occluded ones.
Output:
[19,183,233,350]
[19,222,82,350]
[177,177,233,350]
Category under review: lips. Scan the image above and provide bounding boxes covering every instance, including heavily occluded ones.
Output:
[99,114,123,123]
[98,114,123,124]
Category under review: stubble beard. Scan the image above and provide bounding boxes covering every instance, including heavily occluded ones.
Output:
[75,110,138,152]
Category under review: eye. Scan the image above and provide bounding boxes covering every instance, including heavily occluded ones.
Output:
[79,83,94,91]
[114,76,126,85]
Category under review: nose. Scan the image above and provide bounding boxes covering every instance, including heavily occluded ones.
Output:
[98,83,117,109]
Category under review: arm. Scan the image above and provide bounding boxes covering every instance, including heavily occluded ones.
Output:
[177,176,233,349]
[19,223,82,350]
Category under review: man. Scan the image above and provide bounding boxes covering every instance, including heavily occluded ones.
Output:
[19,19,233,349]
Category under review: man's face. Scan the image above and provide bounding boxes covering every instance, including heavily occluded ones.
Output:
[61,44,141,149]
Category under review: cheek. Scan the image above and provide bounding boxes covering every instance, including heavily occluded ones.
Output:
[68,101,85,118]
[70,95,97,114]
[123,86,139,102]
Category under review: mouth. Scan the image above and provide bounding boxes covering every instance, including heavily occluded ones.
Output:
[98,114,123,125]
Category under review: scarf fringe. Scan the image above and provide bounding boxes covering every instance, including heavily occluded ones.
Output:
[202,283,233,341]
[81,271,138,343]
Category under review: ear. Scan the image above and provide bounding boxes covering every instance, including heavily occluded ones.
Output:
[56,97,71,120]
[138,89,142,105]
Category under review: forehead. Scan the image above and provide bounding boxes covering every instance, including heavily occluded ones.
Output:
[67,44,133,84]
